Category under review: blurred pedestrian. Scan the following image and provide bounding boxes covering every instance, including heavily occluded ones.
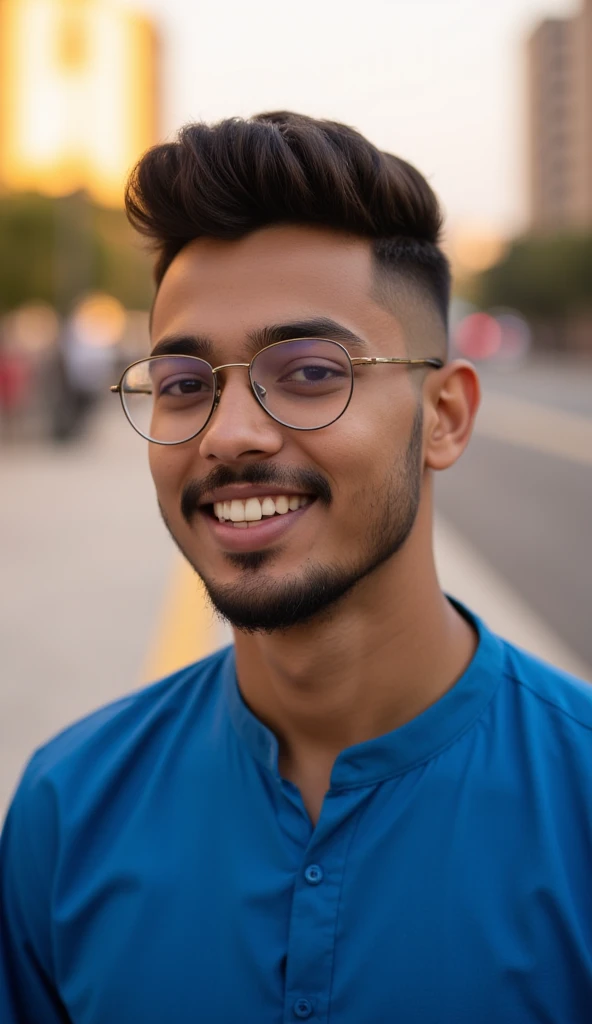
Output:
[0,334,32,441]
[48,299,120,442]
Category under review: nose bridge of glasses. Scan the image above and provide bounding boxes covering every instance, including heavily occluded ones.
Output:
[210,361,268,419]
[211,361,251,374]
[210,362,255,405]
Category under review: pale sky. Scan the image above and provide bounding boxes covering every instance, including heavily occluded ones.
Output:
[121,0,577,238]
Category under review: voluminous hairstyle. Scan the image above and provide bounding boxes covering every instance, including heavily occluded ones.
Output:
[125,111,451,326]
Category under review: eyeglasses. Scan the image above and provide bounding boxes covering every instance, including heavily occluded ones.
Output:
[110,337,444,445]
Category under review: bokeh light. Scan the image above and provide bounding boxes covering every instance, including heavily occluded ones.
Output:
[70,292,127,348]
[454,312,502,361]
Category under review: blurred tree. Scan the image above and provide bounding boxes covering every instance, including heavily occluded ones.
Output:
[0,194,55,311]
[94,204,156,311]
[0,192,154,314]
[474,233,592,318]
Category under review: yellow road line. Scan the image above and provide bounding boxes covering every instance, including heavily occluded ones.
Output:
[475,392,592,466]
[141,556,224,682]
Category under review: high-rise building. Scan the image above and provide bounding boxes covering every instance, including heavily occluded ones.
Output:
[571,0,592,227]
[527,0,592,231]
[0,0,160,207]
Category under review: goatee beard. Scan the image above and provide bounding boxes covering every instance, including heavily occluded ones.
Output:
[160,405,423,634]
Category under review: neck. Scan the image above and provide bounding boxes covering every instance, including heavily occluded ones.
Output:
[232,494,478,789]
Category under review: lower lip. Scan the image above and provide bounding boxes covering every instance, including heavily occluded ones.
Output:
[198,502,315,552]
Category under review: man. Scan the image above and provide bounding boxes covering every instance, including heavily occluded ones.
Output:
[1,112,591,1023]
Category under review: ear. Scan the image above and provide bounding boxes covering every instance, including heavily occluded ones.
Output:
[423,360,481,471]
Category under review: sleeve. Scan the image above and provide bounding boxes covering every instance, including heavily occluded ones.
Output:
[0,754,70,1023]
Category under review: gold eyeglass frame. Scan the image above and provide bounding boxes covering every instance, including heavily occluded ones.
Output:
[110,338,444,445]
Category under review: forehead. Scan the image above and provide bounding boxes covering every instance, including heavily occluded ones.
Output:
[151,225,401,347]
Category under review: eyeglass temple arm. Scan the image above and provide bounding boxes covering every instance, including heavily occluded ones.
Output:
[110,385,154,394]
[350,357,444,368]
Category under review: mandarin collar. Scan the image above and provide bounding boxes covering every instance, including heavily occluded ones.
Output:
[222,598,503,789]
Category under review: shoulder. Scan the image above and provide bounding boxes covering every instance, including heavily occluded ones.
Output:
[9,645,233,814]
[0,647,234,930]
[498,636,592,735]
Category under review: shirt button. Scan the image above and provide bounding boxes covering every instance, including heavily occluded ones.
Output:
[304,863,324,885]
[294,997,313,1019]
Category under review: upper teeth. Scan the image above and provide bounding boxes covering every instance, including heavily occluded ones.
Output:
[213,495,310,522]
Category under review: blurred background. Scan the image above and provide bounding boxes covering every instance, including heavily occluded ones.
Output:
[0,0,590,810]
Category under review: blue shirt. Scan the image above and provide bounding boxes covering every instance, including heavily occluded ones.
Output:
[1,600,592,1023]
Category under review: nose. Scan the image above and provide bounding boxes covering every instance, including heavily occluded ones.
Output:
[198,368,284,463]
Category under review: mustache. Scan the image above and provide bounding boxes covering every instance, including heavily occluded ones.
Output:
[181,463,332,524]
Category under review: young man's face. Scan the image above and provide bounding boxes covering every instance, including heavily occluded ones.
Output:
[149,224,444,632]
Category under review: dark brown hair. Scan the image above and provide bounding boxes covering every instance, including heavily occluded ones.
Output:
[125,111,450,326]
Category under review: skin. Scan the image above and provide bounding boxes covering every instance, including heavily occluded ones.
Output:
[150,223,481,824]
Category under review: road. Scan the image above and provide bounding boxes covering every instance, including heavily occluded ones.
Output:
[1,355,590,814]
[435,357,592,673]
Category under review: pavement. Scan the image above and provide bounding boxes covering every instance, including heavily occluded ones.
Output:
[1,355,590,816]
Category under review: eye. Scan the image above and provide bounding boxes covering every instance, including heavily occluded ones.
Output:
[158,375,212,397]
[279,361,347,384]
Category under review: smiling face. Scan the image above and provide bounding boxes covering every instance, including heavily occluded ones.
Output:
[149,224,445,632]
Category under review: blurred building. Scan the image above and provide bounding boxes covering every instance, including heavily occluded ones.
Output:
[0,0,160,207]
[527,0,592,231]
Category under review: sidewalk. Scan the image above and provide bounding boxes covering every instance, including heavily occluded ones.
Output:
[0,407,173,813]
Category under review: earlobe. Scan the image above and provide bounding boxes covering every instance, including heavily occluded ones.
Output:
[424,361,481,472]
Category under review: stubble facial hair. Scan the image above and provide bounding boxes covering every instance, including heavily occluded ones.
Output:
[160,404,424,634]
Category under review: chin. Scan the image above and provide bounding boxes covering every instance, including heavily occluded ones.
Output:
[196,556,369,634]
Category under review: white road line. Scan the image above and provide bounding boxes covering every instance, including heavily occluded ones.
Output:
[475,391,592,467]
[434,515,590,681]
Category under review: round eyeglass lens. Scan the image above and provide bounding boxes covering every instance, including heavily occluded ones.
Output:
[120,355,216,443]
[249,338,353,429]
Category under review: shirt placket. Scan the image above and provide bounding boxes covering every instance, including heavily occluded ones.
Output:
[281,784,375,1024]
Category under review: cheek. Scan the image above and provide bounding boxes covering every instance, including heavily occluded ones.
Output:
[306,389,414,497]
[350,382,418,454]
[301,422,387,503]
[315,395,401,465]
[149,446,191,509]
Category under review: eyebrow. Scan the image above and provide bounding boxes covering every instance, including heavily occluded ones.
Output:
[245,318,368,355]
[150,317,368,361]
[150,334,215,359]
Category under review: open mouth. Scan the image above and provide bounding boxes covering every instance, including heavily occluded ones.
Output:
[204,494,315,528]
